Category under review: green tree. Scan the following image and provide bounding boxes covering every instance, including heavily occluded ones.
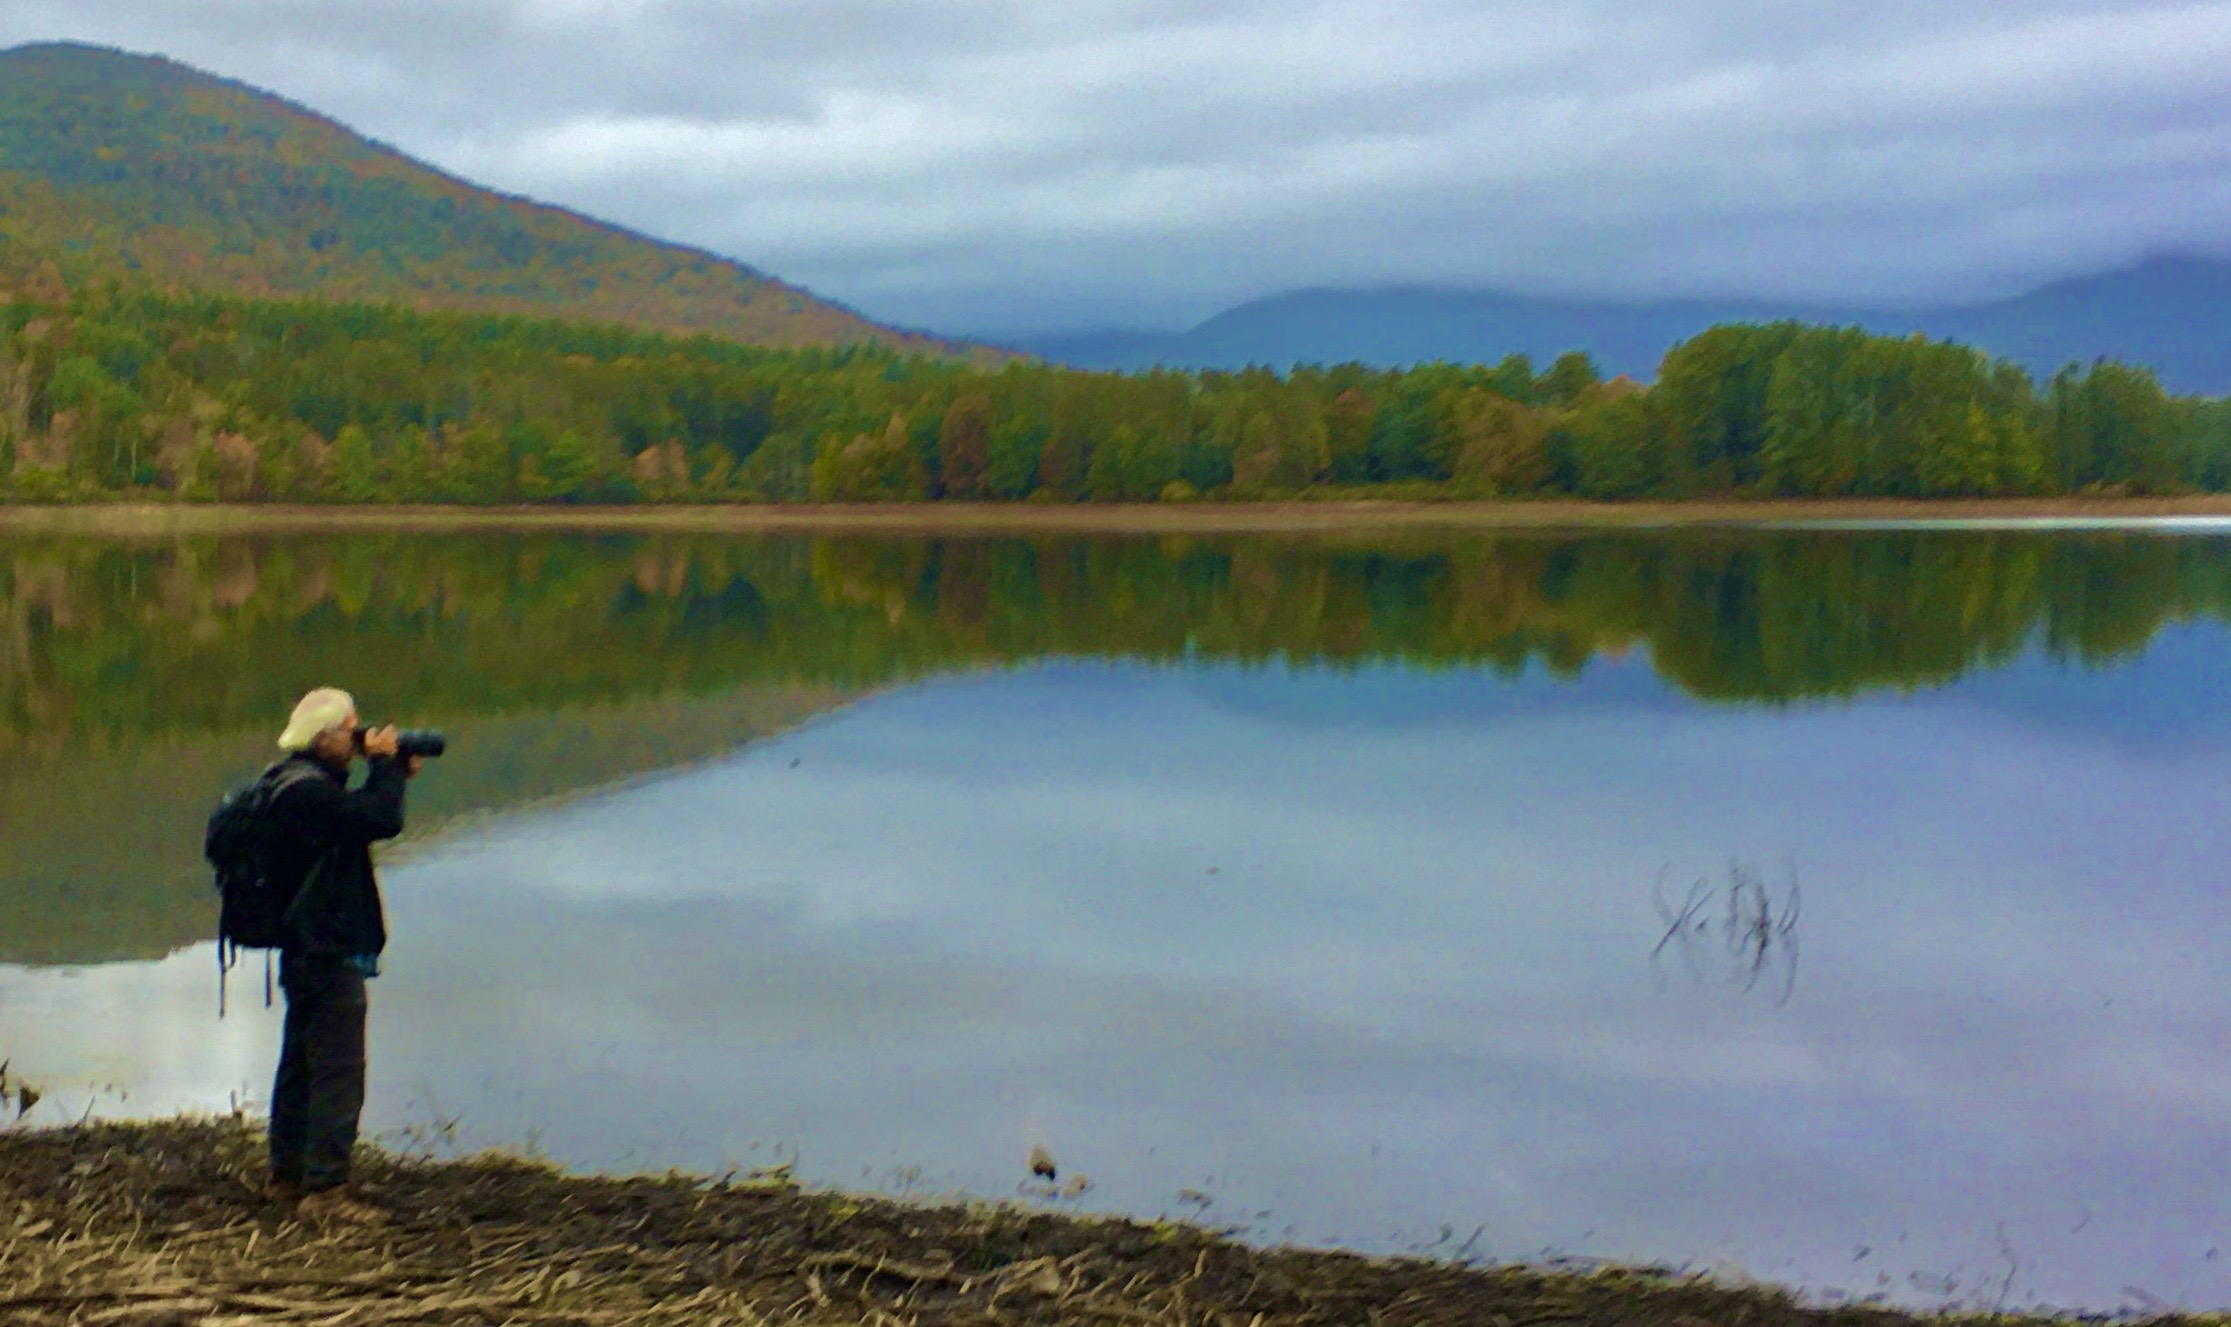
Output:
[1656,323,1803,492]
[735,430,814,501]
[520,427,598,502]
[1559,388,1655,498]
[443,422,514,503]
[985,415,1043,499]
[1,280,2217,510]
[329,422,378,503]
[811,414,929,502]
[1542,351,1602,408]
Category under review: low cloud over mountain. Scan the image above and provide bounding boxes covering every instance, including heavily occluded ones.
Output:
[1028,256,2231,394]
[4,2,2229,337]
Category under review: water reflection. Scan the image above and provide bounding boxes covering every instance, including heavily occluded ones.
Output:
[9,527,2231,965]
[5,527,2229,741]
[1651,863,1801,1006]
[5,530,2231,1314]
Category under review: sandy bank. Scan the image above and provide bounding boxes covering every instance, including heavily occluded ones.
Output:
[7,497,2231,537]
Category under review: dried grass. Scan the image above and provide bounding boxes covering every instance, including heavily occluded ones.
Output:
[0,1118,2173,1326]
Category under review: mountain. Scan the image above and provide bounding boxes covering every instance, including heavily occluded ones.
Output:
[1030,256,2231,395]
[1917,257,2231,395]
[0,42,968,355]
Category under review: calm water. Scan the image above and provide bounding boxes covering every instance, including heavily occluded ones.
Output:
[5,526,2231,1313]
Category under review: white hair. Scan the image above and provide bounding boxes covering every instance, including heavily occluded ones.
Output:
[278,688,356,752]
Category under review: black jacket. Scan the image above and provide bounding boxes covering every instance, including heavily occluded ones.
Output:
[266,752,407,958]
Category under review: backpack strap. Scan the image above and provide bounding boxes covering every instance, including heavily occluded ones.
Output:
[272,762,342,952]
[262,760,325,803]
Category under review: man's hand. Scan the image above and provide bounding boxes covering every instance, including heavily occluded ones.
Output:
[360,725,400,760]
[405,756,426,779]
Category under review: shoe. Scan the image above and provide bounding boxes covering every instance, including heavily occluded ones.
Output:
[263,1176,305,1206]
[295,1185,389,1228]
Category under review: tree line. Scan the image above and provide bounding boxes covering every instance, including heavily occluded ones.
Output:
[4,284,2230,504]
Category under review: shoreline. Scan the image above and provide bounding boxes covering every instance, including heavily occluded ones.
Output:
[0,1118,2106,1325]
[7,496,2231,536]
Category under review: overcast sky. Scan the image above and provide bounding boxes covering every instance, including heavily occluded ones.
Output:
[5,1,2230,336]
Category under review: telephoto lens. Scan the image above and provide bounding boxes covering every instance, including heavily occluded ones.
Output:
[393,730,447,759]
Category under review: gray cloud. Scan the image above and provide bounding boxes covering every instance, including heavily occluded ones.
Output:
[4,1,2230,335]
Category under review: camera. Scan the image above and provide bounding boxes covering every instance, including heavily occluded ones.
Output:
[354,728,448,759]
[394,730,447,759]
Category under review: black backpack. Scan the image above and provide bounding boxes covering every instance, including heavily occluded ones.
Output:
[204,762,321,1011]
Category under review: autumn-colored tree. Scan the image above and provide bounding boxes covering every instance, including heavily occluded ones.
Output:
[811,414,930,502]
[1448,390,1552,494]
[1035,412,1088,501]
[1230,395,1330,494]
[208,430,258,500]
[1326,388,1377,483]
[0,282,2210,508]
[939,393,993,499]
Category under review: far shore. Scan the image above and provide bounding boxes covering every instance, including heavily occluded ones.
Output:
[8,495,2231,537]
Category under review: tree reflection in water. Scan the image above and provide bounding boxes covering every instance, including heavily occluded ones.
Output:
[3,525,2225,966]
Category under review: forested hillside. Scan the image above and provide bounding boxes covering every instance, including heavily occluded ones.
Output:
[1,279,2225,504]
[0,42,962,354]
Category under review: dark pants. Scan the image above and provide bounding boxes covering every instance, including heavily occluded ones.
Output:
[270,954,368,1191]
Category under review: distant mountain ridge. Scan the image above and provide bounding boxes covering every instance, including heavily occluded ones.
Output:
[0,42,974,355]
[1029,256,2231,395]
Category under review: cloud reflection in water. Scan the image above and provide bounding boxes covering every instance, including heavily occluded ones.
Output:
[10,649,2231,1313]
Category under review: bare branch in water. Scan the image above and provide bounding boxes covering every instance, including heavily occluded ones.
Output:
[1649,866,1714,991]
[1649,860,1801,1006]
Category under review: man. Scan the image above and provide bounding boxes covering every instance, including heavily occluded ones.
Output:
[263,687,422,1225]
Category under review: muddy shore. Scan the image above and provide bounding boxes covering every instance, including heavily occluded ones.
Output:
[0,1119,2151,1326]
[6,496,2231,537]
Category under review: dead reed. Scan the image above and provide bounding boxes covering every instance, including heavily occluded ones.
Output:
[0,1117,2170,1326]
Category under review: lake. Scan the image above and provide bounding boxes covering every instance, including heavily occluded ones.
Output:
[5,523,2230,1315]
